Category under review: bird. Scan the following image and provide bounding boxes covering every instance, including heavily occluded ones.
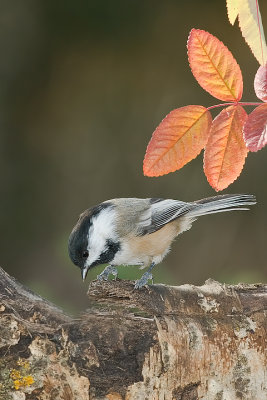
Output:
[68,194,256,289]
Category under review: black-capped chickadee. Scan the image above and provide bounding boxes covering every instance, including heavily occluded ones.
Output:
[68,194,256,289]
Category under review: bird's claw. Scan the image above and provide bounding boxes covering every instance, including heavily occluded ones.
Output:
[97,265,118,281]
[134,272,153,289]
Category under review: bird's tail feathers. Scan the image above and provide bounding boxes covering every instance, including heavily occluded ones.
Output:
[186,194,256,219]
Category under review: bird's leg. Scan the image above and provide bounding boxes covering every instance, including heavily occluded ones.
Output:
[134,262,156,289]
[97,265,118,281]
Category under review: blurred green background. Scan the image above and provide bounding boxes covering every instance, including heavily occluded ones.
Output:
[0,0,266,314]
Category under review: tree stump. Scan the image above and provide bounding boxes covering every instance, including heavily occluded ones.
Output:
[0,266,266,399]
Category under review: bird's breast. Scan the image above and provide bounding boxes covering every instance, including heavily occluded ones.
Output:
[112,219,187,266]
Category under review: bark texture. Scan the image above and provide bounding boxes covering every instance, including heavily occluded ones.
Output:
[0,266,266,400]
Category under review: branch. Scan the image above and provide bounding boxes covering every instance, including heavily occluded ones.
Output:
[0,266,266,400]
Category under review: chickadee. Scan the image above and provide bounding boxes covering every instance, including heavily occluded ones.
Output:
[68,194,256,289]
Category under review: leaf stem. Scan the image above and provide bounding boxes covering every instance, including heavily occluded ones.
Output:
[207,101,262,111]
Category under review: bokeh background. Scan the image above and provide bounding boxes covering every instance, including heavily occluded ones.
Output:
[0,0,266,314]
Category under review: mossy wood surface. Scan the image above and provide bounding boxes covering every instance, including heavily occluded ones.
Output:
[0,267,266,400]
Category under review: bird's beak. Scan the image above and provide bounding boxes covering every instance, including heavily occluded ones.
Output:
[81,266,89,282]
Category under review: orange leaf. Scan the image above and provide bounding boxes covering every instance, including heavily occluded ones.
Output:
[243,103,267,152]
[143,105,212,177]
[187,29,243,101]
[254,64,267,102]
[204,105,248,191]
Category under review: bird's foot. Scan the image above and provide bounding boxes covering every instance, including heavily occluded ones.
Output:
[97,265,118,281]
[134,272,153,289]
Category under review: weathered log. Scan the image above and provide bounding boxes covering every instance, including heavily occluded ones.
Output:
[0,266,266,400]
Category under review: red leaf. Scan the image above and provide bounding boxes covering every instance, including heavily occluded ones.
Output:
[187,29,243,101]
[143,105,212,177]
[204,105,248,191]
[254,64,267,102]
[243,103,267,152]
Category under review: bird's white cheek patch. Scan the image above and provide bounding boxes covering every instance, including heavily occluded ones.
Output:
[87,208,118,266]
[86,225,106,266]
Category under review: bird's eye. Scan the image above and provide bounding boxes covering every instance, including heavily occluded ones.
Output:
[82,250,89,258]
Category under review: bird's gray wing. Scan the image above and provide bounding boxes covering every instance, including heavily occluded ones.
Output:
[137,198,191,235]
